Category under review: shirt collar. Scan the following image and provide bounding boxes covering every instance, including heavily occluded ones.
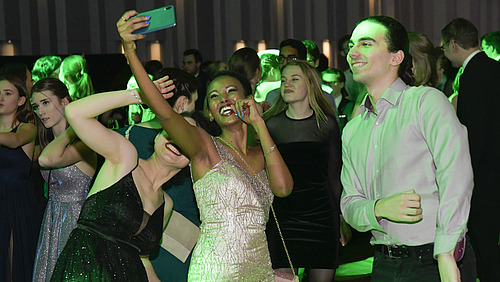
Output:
[462,50,481,69]
[360,78,409,116]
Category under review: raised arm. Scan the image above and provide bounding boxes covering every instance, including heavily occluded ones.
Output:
[0,122,36,149]
[38,126,97,173]
[234,97,293,197]
[65,89,142,167]
[117,11,209,160]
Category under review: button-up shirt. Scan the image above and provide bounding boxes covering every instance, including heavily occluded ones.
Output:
[340,78,473,257]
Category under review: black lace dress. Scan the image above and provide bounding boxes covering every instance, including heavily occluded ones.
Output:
[265,111,342,269]
[50,168,164,281]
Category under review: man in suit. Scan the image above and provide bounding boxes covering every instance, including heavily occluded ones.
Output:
[442,18,500,282]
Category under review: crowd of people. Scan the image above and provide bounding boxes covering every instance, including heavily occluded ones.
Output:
[0,8,499,282]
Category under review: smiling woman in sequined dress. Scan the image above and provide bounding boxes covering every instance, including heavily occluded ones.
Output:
[30,78,97,281]
[118,10,293,281]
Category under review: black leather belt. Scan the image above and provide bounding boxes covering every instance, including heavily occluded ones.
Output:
[376,243,434,259]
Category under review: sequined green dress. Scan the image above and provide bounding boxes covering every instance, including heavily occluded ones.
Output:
[50,167,164,281]
[187,137,274,281]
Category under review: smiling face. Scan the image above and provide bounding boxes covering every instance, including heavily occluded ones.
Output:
[31,90,68,130]
[206,76,246,126]
[280,65,309,105]
[154,118,195,169]
[348,21,398,88]
[0,80,26,117]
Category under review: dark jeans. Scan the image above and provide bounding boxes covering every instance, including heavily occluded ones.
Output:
[371,247,439,282]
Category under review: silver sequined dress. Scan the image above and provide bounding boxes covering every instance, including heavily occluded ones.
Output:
[33,164,91,281]
[187,137,274,281]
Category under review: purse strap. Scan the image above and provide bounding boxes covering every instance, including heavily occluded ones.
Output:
[216,137,296,276]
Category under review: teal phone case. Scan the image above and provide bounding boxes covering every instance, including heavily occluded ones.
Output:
[132,5,176,35]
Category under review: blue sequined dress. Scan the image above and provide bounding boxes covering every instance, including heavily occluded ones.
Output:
[187,137,274,281]
[50,167,164,281]
[33,165,92,281]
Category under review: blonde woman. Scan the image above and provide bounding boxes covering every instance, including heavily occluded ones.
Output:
[264,60,346,282]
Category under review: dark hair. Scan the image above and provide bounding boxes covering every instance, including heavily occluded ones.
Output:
[153,68,199,108]
[183,49,203,63]
[206,61,228,81]
[227,47,261,84]
[302,40,321,64]
[0,62,29,85]
[279,39,307,60]
[358,15,414,85]
[0,75,33,127]
[337,34,351,53]
[31,78,72,149]
[408,32,438,87]
[321,67,348,98]
[32,56,62,82]
[441,18,479,49]
[481,31,500,53]
[144,60,163,76]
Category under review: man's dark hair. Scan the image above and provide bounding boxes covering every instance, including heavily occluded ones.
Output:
[153,68,199,108]
[183,49,203,63]
[279,39,307,60]
[302,40,320,63]
[481,31,500,53]
[357,15,414,85]
[441,18,479,50]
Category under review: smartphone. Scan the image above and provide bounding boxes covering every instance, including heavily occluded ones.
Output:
[132,5,176,35]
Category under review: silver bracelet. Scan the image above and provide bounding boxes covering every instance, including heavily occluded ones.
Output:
[130,89,142,104]
[264,144,276,157]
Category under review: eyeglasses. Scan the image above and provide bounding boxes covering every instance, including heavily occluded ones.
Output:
[440,41,450,51]
[278,55,299,63]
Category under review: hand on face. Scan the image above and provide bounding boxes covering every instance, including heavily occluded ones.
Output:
[117,10,149,53]
[233,97,262,125]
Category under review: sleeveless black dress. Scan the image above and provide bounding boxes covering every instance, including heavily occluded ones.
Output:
[50,168,164,281]
[0,125,40,281]
[265,111,342,269]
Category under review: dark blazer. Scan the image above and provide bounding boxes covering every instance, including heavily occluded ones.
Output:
[458,51,500,201]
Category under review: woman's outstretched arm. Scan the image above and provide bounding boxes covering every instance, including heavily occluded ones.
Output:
[117,11,210,161]
[0,122,36,149]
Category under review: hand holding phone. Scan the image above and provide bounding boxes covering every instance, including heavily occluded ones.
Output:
[131,5,176,35]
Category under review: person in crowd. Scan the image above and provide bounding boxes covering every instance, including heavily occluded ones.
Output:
[119,11,293,280]
[302,40,321,69]
[182,49,208,111]
[49,75,190,281]
[408,32,438,87]
[435,50,458,97]
[336,34,351,71]
[255,52,280,103]
[481,31,500,61]
[442,18,500,282]
[321,68,354,131]
[32,56,63,83]
[228,47,262,94]
[263,60,344,282]
[59,55,94,100]
[0,75,40,281]
[116,67,200,282]
[30,78,97,281]
[205,60,228,81]
[341,15,473,281]
[0,62,35,93]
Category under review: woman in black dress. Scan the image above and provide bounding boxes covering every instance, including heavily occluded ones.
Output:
[50,76,190,281]
[264,61,345,281]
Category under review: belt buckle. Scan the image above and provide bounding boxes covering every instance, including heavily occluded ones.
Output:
[387,245,407,259]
